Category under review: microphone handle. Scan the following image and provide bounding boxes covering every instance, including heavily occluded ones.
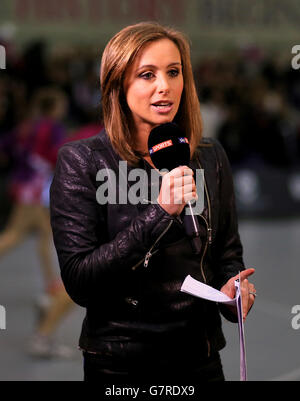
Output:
[183,202,202,254]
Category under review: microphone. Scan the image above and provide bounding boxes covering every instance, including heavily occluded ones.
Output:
[148,122,202,254]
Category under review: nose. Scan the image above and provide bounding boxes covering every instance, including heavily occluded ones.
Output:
[157,73,170,94]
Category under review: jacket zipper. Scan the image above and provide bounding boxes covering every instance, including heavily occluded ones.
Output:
[206,339,211,358]
[196,156,213,358]
[197,214,209,284]
[198,213,212,358]
[196,156,212,245]
[132,219,174,270]
[144,220,173,267]
[204,183,212,245]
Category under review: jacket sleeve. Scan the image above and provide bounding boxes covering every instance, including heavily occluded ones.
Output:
[212,140,245,290]
[211,140,246,322]
[50,143,174,307]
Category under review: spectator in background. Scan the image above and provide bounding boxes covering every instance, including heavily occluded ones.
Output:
[198,87,225,140]
[0,87,74,358]
[65,101,103,143]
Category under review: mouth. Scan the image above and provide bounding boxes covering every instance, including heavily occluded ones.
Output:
[151,101,173,109]
[151,101,174,113]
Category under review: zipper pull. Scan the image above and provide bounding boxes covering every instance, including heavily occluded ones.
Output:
[176,215,183,224]
[144,251,152,268]
[208,228,212,244]
[143,220,173,268]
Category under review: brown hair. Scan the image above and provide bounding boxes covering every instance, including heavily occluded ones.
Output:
[100,22,203,166]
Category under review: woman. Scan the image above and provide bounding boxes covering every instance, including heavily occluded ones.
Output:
[50,22,256,382]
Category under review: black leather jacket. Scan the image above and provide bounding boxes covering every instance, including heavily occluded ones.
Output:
[50,130,244,364]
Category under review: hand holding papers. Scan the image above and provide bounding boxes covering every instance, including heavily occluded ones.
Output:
[219,268,256,322]
[181,274,247,381]
[181,275,238,305]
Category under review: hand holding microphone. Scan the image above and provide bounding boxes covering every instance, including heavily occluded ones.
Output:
[148,122,202,254]
[157,165,198,217]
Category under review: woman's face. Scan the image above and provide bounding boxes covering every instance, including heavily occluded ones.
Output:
[123,38,184,135]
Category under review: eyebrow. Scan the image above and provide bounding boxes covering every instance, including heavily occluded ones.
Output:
[136,62,182,72]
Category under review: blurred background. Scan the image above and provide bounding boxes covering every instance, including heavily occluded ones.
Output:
[0,0,300,381]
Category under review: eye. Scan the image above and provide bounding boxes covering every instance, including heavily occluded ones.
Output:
[139,71,155,80]
[168,68,180,77]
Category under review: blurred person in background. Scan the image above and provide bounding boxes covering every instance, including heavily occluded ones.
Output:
[0,75,15,228]
[65,107,103,143]
[194,49,300,169]
[0,87,74,358]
